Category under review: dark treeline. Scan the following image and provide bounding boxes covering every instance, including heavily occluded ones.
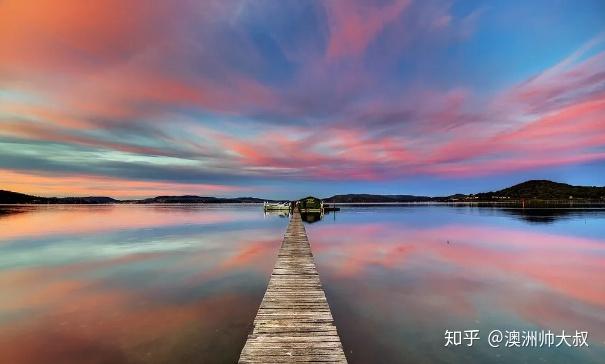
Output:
[324,180,605,203]
[2,180,604,204]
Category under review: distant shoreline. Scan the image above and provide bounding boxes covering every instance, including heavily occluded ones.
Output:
[1,180,604,205]
[0,200,605,209]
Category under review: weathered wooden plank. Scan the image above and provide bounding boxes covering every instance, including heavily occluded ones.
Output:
[238,210,347,363]
[240,356,346,364]
[246,336,344,343]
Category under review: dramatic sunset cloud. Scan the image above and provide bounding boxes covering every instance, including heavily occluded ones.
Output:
[1,0,604,198]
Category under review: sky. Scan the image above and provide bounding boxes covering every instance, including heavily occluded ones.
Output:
[1,0,604,199]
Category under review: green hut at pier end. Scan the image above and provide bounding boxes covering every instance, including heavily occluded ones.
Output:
[298,196,323,212]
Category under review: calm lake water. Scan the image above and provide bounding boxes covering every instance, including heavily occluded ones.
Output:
[0,204,604,363]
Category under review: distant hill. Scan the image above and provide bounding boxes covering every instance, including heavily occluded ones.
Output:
[474,180,605,200]
[50,196,118,204]
[0,190,47,203]
[323,194,434,203]
[138,196,270,204]
[1,180,604,204]
[0,190,118,204]
[0,189,273,204]
[323,180,605,202]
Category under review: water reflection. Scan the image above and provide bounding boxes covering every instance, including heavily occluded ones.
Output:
[0,205,286,364]
[1,205,604,363]
[499,207,605,224]
[0,204,256,242]
[300,211,323,223]
[307,206,605,364]
[0,206,30,217]
[263,210,291,218]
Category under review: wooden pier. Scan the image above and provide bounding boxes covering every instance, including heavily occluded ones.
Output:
[239,210,347,363]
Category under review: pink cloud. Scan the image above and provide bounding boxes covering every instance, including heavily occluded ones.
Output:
[215,40,605,180]
[0,1,603,190]
[504,33,605,114]
[324,0,410,61]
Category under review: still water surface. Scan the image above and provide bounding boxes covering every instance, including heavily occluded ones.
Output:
[0,204,603,363]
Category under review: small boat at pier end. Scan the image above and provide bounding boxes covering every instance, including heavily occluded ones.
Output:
[263,201,291,211]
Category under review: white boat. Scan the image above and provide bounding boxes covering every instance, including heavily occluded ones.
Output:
[264,209,291,218]
[263,201,291,210]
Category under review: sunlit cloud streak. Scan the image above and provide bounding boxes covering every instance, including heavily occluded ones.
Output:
[1,0,604,196]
